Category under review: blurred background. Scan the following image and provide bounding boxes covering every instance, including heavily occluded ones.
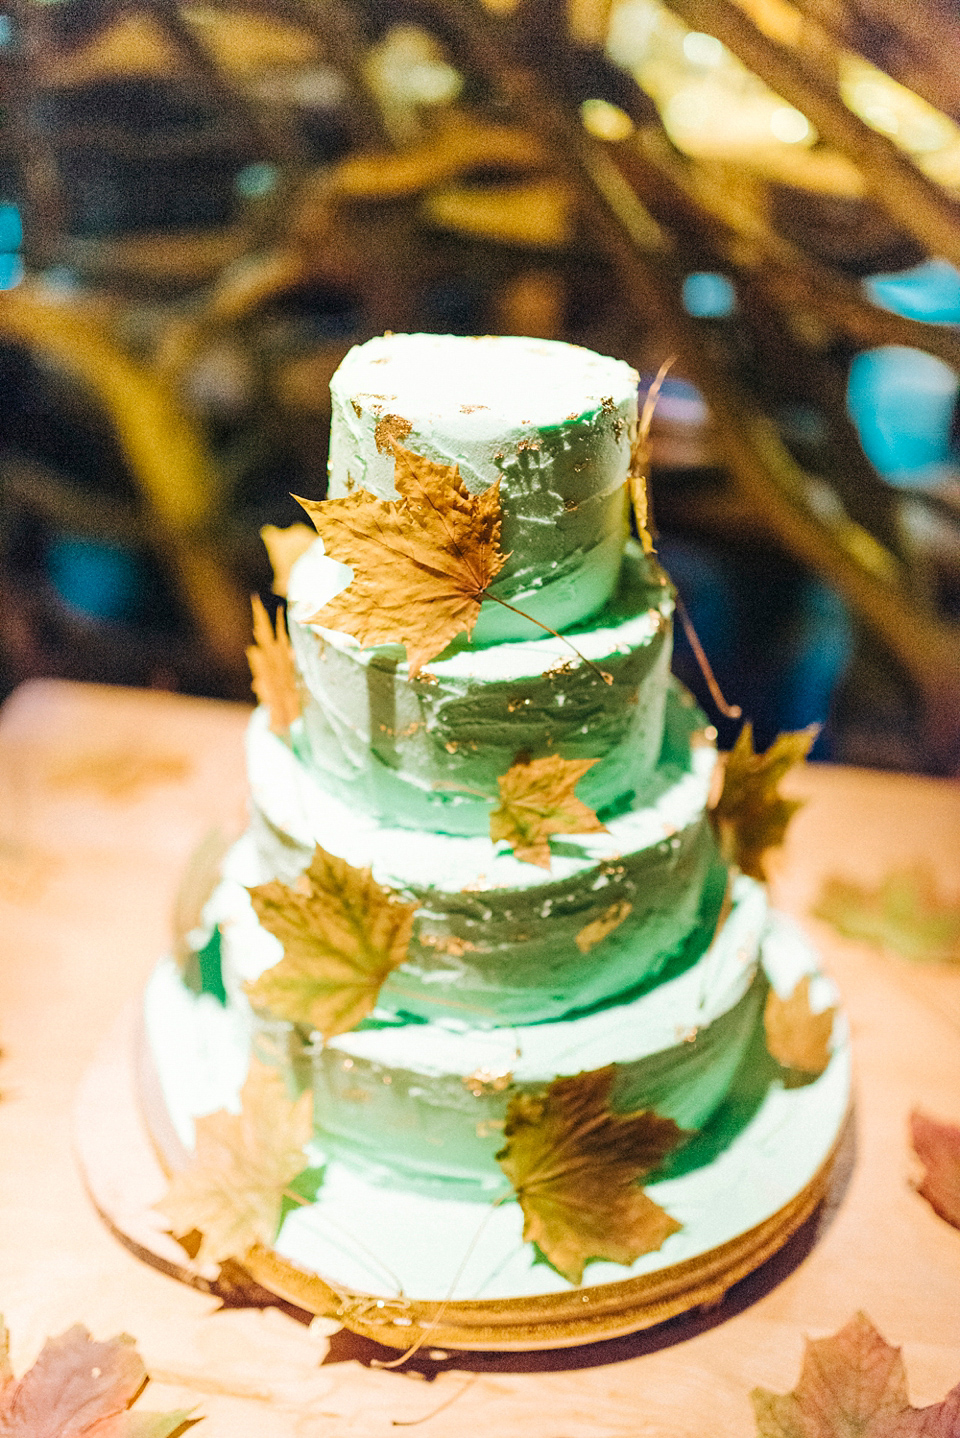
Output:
[0,0,958,772]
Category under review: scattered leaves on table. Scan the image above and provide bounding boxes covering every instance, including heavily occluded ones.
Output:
[157,1061,313,1266]
[246,844,417,1039]
[711,722,816,880]
[171,827,232,971]
[910,1110,960,1230]
[495,1065,688,1284]
[490,755,606,869]
[46,748,190,801]
[296,442,506,676]
[246,595,302,737]
[575,900,633,954]
[260,522,316,598]
[0,1316,194,1437]
[752,1310,960,1437]
[763,975,835,1078]
[814,866,960,964]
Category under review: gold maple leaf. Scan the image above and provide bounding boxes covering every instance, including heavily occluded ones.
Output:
[495,1065,688,1284]
[246,594,302,736]
[296,442,507,676]
[764,975,835,1076]
[575,900,633,954]
[752,1310,960,1438]
[156,1061,313,1267]
[711,723,816,880]
[490,755,607,869]
[246,844,417,1039]
[260,522,316,597]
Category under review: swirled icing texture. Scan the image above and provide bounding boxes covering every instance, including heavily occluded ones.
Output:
[287,541,674,835]
[237,683,722,1027]
[327,333,638,643]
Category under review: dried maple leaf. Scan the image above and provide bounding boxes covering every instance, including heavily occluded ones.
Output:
[575,900,633,954]
[911,1110,960,1230]
[490,755,607,869]
[0,1318,192,1437]
[260,522,316,598]
[296,442,507,676]
[752,1310,960,1437]
[157,1061,312,1267]
[246,594,302,737]
[764,975,835,1076]
[495,1065,687,1284]
[171,827,232,971]
[246,845,417,1039]
[628,358,673,555]
[711,723,816,880]
[814,867,960,964]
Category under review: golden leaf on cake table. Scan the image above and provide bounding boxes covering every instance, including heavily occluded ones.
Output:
[0,1315,193,1437]
[711,722,816,880]
[490,755,607,869]
[910,1110,960,1231]
[495,1065,688,1284]
[260,522,316,598]
[246,845,417,1040]
[575,900,633,954]
[246,594,302,737]
[763,975,835,1077]
[814,865,960,964]
[751,1310,960,1438]
[296,442,507,677]
[157,1061,313,1267]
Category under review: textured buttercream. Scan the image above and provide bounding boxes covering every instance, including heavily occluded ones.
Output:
[286,539,675,834]
[327,333,638,642]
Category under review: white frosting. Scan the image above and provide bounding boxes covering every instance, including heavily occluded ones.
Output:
[327,334,639,641]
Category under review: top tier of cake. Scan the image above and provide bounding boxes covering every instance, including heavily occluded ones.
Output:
[327,333,638,644]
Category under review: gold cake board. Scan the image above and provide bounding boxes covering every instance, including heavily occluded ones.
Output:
[76,972,851,1353]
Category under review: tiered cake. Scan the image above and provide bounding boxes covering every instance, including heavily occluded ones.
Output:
[142,334,849,1347]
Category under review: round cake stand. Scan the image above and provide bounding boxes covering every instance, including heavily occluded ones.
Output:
[76,915,852,1352]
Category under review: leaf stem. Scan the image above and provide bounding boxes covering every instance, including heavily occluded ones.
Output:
[674,593,742,719]
[479,592,613,686]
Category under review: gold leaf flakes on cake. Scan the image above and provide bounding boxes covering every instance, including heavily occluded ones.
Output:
[373,413,412,453]
[711,723,816,880]
[157,1061,312,1266]
[247,594,302,736]
[260,522,316,597]
[246,845,417,1040]
[814,865,960,964]
[575,900,632,954]
[495,1065,687,1284]
[763,975,835,1077]
[0,1317,191,1438]
[296,443,507,677]
[751,1310,960,1438]
[490,755,607,869]
[463,1065,513,1098]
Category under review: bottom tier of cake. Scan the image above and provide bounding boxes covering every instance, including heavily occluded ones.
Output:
[140,907,850,1346]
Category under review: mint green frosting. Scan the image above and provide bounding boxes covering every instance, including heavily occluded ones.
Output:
[327,334,637,642]
[287,541,674,835]
[154,334,780,1227]
[237,683,721,1026]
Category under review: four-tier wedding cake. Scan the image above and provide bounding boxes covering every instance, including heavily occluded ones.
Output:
[142,333,849,1348]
